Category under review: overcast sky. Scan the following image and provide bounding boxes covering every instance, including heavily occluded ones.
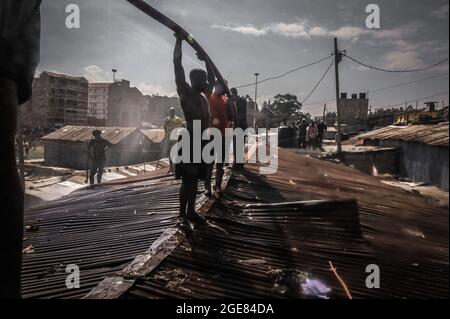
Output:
[38,0,449,116]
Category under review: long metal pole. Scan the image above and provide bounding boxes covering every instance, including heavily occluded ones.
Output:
[112,69,117,83]
[334,37,342,153]
[125,0,232,96]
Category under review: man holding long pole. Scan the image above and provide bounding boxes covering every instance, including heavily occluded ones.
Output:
[172,34,211,229]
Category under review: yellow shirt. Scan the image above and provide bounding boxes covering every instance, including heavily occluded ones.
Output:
[163,116,183,135]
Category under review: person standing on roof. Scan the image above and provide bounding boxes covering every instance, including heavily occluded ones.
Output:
[204,80,235,197]
[88,130,112,185]
[230,87,247,169]
[0,0,42,299]
[163,107,183,173]
[172,33,211,229]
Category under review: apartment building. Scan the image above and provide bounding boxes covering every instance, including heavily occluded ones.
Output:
[88,83,112,126]
[20,71,89,128]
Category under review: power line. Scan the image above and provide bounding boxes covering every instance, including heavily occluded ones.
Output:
[301,60,334,105]
[370,73,449,93]
[235,55,333,89]
[304,91,449,110]
[387,91,449,108]
[342,53,449,73]
[302,72,449,107]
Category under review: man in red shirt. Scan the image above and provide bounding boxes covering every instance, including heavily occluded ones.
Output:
[205,81,235,196]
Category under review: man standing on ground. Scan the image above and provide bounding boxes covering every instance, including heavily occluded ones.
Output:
[0,0,42,299]
[163,107,183,173]
[307,120,319,149]
[173,34,211,228]
[88,130,112,185]
[230,88,247,169]
[297,119,308,149]
[317,120,327,149]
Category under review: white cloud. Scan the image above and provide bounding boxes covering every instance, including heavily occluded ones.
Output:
[390,40,420,52]
[372,29,403,39]
[431,4,449,19]
[83,65,111,82]
[309,26,328,37]
[138,82,176,97]
[383,51,425,70]
[212,20,424,43]
[211,24,267,36]
[268,23,310,38]
[331,26,368,40]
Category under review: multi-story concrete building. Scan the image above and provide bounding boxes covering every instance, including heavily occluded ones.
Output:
[339,92,369,132]
[88,83,112,126]
[20,71,89,128]
[107,80,147,127]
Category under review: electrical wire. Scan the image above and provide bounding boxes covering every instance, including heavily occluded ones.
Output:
[387,91,449,108]
[235,55,333,89]
[342,53,449,73]
[301,60,334,105]
[302,72,449,107]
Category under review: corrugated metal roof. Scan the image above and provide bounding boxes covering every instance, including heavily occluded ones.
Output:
[140,129,166,143]
[125,197,381,299]
[22,173,180,299]
[21,148,448,299]
[353,122,449,147]
[42,126,139,145]
[122,148,448,299]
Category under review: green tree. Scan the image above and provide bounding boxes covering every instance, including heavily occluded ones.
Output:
[270,93,302,117]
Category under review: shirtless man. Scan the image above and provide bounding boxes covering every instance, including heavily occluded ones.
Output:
[173,34,212,228]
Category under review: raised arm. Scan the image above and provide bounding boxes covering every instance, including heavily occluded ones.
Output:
[197,53,215,96]
[173,34,188,97]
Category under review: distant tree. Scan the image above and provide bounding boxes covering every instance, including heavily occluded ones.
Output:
[324,111,337,126]
[270,93,302,117]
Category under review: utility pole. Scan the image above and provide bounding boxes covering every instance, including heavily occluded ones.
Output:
[112,69,117,83]
[254,73,259,128]
[323,103,327,121]
[334,37,343,153]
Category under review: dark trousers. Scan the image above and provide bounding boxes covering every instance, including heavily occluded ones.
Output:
[205,136,229,192]
[90,160,105,184]
[298,136,307,149]
[233,132,247,169]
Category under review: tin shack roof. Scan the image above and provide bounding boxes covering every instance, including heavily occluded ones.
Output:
[122,149,448,299]
[21,148,448,299]
[352,121,449,147]
[42,126,139,145]
[140,129,166,143]
[22,171,179,298]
